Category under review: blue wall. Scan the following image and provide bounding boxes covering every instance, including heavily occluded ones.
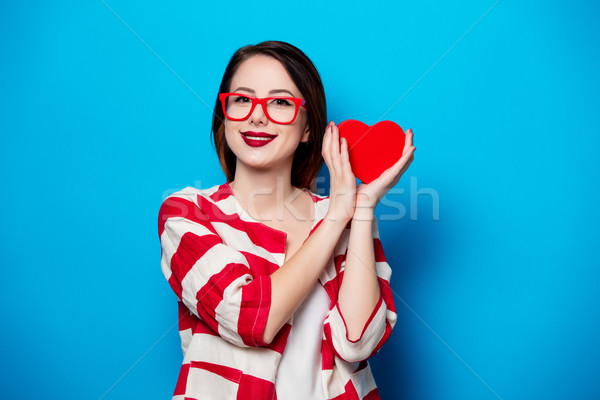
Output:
[1,1,599,399]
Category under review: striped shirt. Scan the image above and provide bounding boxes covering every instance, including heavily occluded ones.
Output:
[158,183,397,400]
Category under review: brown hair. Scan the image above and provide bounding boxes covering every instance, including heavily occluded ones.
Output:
[211,41,327,189]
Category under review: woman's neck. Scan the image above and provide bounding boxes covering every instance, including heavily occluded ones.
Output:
[230,163,299,221]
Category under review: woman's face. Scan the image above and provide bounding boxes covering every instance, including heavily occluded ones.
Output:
[223,55,309,175]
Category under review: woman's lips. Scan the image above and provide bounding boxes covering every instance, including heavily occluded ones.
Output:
[241,131,276,147]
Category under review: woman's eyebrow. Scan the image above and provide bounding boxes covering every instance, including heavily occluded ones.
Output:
[268,89,296,97]
[231,87,296,97]
[232,86,255,93]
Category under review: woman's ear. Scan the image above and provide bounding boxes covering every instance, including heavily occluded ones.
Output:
[301,125,310,143]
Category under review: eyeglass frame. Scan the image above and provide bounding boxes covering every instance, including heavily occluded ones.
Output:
[218,92,308,125]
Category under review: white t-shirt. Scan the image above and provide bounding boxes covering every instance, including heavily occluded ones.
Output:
[275,281,331,400]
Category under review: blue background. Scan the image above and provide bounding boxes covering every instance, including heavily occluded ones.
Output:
[1,1,599,399]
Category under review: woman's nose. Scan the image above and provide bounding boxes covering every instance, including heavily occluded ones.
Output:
[249,102,268,125]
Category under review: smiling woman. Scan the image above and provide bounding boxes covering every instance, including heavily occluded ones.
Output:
[212,42,328,190]
[221,55,312,180]
[157,40,415,400]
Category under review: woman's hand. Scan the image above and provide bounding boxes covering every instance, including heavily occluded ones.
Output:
[355,128,415,212]
[323,122,415,219]
[322,121,356,224]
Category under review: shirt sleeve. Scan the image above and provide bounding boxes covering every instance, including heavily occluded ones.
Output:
[158,193,272,348]
[323,216,397,363]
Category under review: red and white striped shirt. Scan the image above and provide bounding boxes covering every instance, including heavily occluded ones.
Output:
[158,183,397,400]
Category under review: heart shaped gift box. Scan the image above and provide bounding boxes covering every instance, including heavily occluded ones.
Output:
[337,119,406,183]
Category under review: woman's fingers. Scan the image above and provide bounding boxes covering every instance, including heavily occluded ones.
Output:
[322,122,333,172]
[391,147,415,186]
[391,128,415,182]
[393,146,415,177]
[322,122,357,223]
[330,123,343,176]
[340,137,353,178]
[402,128,414,156]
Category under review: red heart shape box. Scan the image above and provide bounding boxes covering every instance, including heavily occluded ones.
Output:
[337,119,406,183]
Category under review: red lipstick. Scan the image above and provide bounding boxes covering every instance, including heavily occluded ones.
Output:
[241,131,276,147]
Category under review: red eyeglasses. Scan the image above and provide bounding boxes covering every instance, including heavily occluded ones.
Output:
[219,93,307,125]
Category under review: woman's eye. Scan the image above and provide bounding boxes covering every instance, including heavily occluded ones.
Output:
[233,96,251,103]
[271,98,293,107]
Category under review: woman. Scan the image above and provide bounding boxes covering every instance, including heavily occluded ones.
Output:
[158,40,415,400]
